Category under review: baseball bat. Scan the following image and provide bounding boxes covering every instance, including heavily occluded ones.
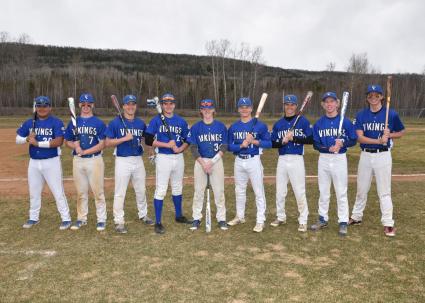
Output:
[289,91,313,132]
[68,97,79,140]
[31,100,37,134]
[111,95,136,148]
[205,173,211,233]
[250,92,268,133]
[337,91,350,139]
[150,96,174,141]
[385,76,392,129]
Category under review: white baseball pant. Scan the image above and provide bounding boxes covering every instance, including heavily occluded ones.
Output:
[192,158,226,222]
[317,153,349,223]
[113,156,147,225]
[154,153,184,200]
[275,155,309,224]
[234,156,266,224]
[73,155,107,223]
[28,156,71,222]
[351,151,394,227]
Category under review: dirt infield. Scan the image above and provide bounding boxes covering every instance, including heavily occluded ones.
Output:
[2,128,425,198]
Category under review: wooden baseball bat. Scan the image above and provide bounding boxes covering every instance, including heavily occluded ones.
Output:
[385,76,392,129]
[205,173,211,233]
[289,91,313,132]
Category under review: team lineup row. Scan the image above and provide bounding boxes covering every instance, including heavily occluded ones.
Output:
[16,84,405,236]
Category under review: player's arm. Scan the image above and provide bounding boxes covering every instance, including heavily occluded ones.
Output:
[388,129,405,139]
[356,130,385,145]
[252,124,272,148]
[80,140,105,156]
[105,133,133,147]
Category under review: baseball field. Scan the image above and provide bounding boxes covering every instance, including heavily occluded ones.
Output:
[0,115,424,302]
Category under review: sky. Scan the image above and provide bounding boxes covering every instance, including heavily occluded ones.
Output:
[1,0,424,74]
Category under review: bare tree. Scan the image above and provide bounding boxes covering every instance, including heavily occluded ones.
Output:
[347,52,369,74]
[218,39,230,111]
[205,40,218,103]
[326,62,336,72]
[0,31,10,42]
[17,33,32,44]
[250,46,263,98]
[239,43,251,97]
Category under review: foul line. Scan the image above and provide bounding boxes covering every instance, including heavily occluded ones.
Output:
[1,174,425,182]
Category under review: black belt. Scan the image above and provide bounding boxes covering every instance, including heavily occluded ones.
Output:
[362,147,389,153]
[238,154,255,159]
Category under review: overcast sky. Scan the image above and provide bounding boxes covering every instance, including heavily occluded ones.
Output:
[1,0,424,74]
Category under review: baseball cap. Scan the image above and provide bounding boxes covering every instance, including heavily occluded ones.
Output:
[366,84,383,95]
[79,93,94,103]
[237,97,252,107]
[161,93,176,103]
[322,92,338,101]
[200,99,215,109]
[34,96,51,106]
[284,95,298,104]
[123,95,137,104]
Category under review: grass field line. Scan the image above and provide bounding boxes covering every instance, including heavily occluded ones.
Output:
[0,249,57,257]
[1,173,425,182]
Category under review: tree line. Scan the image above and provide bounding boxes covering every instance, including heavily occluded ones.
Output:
[1,36,424,118]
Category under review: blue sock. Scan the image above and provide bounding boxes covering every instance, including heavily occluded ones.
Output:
[154,199,163,224]
[172,195,183,218]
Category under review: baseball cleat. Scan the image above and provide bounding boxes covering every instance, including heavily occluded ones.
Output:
[218,221,228,230]
[338,223,348,236]
[155,223,165,234]
[59,221,72,230]
[384,226,396,237]
[190,220,201,230]
[115,224,127,234]
[175,216,191,224]
[298,224,308,232]
[22,219,39,229]
[96,222,106,231]
[253,223,264,233]
[348,218,362,226]
[310,220,328,231]
[227,216,245,226]
[140,216,154,225]
[70,220,87,230]
[270,219,286,227]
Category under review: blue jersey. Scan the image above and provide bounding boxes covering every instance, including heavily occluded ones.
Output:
[146,114,189,155]
[105,116,146,157]
[228,119,272,156]
[64,116,106,158]
[271,116,312,155]
[17,116,65,159]
[313,115,357,154]
[355,107,404,149]
[187,120,228,158]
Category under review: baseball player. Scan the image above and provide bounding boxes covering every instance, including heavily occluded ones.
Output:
[145,93,190,234]
[311,92,357,236]
[16,96,72,230]
[349,85,405,237]
[105,95,153,234]
[64,93,107,231]
[227,97,272,233]
[187,99,228,230]
[270,94,313,232]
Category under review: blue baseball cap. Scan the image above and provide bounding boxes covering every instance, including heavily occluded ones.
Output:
[123,95,137,104]
[322,92,338,101]
[284,95,298,104]
[366,84,383,95]
[35,96,51,106]
[79,93,94,103]
[200,99,215,109]
[161,93,176,103]
[237,97,252,107]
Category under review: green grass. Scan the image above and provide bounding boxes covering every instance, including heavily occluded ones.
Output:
[1,181,424,302]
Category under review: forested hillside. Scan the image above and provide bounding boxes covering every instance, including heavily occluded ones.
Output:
[1,42,424,117]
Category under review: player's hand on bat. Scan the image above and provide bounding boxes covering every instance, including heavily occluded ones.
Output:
[329,145,339,153]
[202,161,213,174]
[172,145,181,153]
[123,132,134,142]
[335,139,344,148]
[380,134,389,144]
[245,133,254,143]
[285,131,294,142]
[168,140,176,149]
[240,139,250,148]
[75,146,83,156]
[383,128,390,136]
[28,136,38,146]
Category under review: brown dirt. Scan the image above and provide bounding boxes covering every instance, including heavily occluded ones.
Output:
[1,128,424,198]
